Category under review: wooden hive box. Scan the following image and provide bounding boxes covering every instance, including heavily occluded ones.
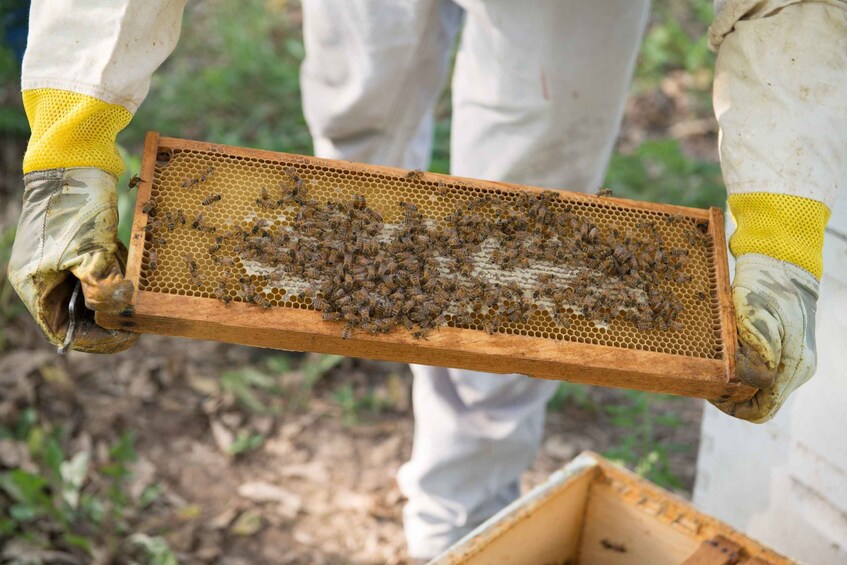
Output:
[433,452,792,565]
[97,132,753,402]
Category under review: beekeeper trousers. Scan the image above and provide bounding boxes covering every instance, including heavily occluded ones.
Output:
[301,0,651,557]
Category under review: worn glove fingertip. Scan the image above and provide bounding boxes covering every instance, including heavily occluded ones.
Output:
[735,341,777,389]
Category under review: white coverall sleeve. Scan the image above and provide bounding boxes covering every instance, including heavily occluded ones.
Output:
[708,1,847,418]
[711,0,847,208]
[22,0,187,113]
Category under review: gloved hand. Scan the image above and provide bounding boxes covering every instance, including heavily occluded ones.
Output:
[8,167,138,353]
[711,254,818,423]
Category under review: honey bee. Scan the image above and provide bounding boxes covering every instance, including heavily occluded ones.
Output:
[251,219,271,235]
[127,174,142,190]
[323,311,342,321]
[148,249,158,271]
[214,285,232,304]
[696,291,707,302]
[405,169,425,180]
[238,278,256,303]
[208,242,221,254]
[202,193,222,206]
[153,236,167,246]
[199,166,215,183]
[613,244,632,264]
[636,319,653,331]
[182,253,197,273]
[176,209,186,225]
[685,230,704,247]
[182,177,199,189]
[483,319,500,335]
[283,167,305,192]
[411,329,429,340]
[214,256,235,267]
[191,212,216,233]
[165,212,176,231]
[596,188,613,197]
[144,218,162,233]
[352,194,367,210]
[341,325,353,339]
[141,199,157,214]
[255,296,272,310]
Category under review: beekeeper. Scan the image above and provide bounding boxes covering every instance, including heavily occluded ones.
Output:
[9,0,846,562]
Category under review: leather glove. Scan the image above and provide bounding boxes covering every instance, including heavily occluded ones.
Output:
[8,167,138,353]
[712,254,818,423]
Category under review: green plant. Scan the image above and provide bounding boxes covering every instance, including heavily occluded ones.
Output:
[602,390,686,490]
[127,533,179,565]
[332,383,391,427]
[221,366,283,414]
[228,430,265,456]
[287,353,344,413]
[605,139,725,209]
[0,225,26,350]
[0,413,171,561]
[122,0,311,156]
[636,0,715,90]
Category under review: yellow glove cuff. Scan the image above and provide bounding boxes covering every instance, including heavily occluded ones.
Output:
[728,193,830,280]
[22,88,132,178]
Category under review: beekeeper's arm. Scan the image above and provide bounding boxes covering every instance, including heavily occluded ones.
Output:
[8,1,186,353]
[709,0,847,422]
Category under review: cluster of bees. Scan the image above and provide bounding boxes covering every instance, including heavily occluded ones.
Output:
[140,165,706,341]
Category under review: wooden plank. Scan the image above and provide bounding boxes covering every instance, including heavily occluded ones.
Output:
[125,131,160,309]
[435,459,597,565]
[682,536,743,565]
[579,477,700,564]
[588,457,792,565]
[710,206,744,398]
[99,291,752,400]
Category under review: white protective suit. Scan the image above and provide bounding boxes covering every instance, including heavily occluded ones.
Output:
[18,0,847,561]
[693,4,847,565]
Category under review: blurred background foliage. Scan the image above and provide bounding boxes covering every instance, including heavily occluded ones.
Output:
[0,0,721,560]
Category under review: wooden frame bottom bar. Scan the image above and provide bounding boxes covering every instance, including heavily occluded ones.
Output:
[98,291,754,402]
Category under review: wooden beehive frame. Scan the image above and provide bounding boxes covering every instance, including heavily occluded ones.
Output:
[97,132,752,402]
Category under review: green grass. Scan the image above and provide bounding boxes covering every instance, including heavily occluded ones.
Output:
[547,386,689,490]
[0,413,174,561]
[636,0,715,91]
[604,139,724,208]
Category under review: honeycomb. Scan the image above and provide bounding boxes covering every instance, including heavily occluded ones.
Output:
[137,140,723,360]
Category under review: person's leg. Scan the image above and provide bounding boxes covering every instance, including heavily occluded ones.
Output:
[300,0,462,168]
[398,1,651,559]
[451,0,650,192]
[397,366,557,557]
